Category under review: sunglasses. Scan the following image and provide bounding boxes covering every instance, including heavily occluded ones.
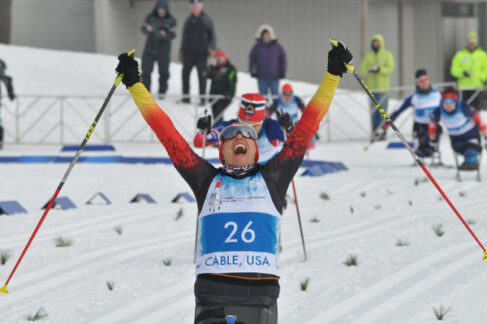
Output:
[443,99,455,104]
[219,125,258,142]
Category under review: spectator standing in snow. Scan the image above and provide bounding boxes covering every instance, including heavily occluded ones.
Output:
[450,31,487,111]
[116,40,352,324]
[360,33,395,138]
[383,69,442,157]
[249,24,287,102]
[0,58,15,149]
[429,88,487,170]
[179,0,217,106]
[140,0,176,99]
[201,50,237,124]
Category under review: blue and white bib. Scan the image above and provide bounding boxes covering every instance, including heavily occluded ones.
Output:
[196,172,281,277]
[257,127,283,163]
[411,90,441,124]
[440,104,476,136]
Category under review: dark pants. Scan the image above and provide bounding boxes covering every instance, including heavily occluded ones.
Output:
[211,98,232,125]
[461,89,483,110]
[182,54,207,99]
[141,45,171,94]
[370,92,389,132]
[194,274,279,324]
[413,122,441,157]
[0,125,3,145]
[451,128,481,154]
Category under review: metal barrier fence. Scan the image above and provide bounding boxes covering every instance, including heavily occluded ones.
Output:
[1,82,485,145]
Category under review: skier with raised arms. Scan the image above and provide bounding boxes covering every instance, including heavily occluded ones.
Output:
[115,40,352,324]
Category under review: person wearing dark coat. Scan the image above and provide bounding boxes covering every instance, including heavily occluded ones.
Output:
[249,24,287,101]
[179,0,217,105]
[0,59,15,149]
[140,0,176,98]
[202,50,237,124]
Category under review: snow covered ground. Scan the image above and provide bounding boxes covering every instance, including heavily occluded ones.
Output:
[1,45,487,323]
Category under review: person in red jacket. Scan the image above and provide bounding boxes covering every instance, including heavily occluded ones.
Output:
[115,40,352,324]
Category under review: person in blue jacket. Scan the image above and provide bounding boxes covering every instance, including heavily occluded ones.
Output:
[194,93,286,163]
[429,88,487,170]
[383,69,442,157]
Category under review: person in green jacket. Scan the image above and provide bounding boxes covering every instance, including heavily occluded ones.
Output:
[360,34,395,137]
[450,31,487,111]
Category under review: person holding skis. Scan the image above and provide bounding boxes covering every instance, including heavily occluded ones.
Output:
[115,40,352,324]
[382,69,442,157]
[193,93,287,163]
[201,49,237,125]
[429,88,487,170]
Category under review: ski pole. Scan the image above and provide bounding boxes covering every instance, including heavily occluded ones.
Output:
[330,39,487,260]
[291,179,308,261]
[194,109,208,263]
[278,112,308,261]
[0,49,135,295]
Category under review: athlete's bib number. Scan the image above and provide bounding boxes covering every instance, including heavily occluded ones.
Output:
[224,221,255,243]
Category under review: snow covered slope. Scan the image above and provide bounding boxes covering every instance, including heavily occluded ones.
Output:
[0,45,486,323]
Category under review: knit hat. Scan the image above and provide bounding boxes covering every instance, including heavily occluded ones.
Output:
[467,31,478,44]
[442,88,458,103]
[282,83,293,95]
[238,93,266,123]
[214,50,227,65]
[415,69,427,79]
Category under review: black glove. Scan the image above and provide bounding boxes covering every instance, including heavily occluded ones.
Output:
[116,53,140,87]
[278,112,293,132]
[327,41,353,77]
[279,71,286,79]
[197,116,212,134]
[484,138,487,151]
[368,65,380,73]
[464,70,472,77]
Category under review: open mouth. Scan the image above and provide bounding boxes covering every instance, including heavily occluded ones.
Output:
[233,144,247,154]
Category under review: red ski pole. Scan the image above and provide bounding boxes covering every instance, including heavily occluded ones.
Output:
[330,38,486,260]
[0,49,135,295]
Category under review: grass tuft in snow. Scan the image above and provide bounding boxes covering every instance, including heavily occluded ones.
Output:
[54,236,73,247]
[466,219,476,225]
[349,205,354,214]
[175,208,184,221]
[432,223,445,237]
[396,239,410,247]
[26,307,48,321]
[106,281,116,291]
[343,254,358,267]
[387,189,394,195]
[414,177,428,186]
[300,278,310,291]
[113,225,123,235]
[360,192,366,198]
[163,258,172,266]
[320,192,330,200]
[374,204,381,210]
[458,191,466,197]
[432,304,452,320]
[0,249,11,265]
[408,200,413,206]
[310,217,320,223]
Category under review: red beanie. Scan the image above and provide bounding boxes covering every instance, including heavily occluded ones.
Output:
[238,93,266,123]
